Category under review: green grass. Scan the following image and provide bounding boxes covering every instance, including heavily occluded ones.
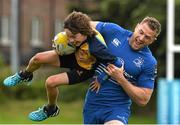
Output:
[0,99,156,124]
[129,115,156,124]
[0,99,83,124]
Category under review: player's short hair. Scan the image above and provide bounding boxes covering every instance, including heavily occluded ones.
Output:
[64,11,96,37]
[141,16,161,37]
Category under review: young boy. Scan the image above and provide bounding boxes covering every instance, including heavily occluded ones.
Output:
[3,11,120,121]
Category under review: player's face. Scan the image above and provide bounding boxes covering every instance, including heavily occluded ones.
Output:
[64,28,87,46]
[129,23,157,50]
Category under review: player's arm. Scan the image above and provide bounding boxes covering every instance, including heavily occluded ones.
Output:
[106,64,153,107]
[89,57,124,94]
[93,57,123,84]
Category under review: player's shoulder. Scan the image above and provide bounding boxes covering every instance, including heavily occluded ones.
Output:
[143,51,157,68]
[148,55,157,66]
[95,29,107,46]
[98,22,120,28]
[87,29,107,47]
[97,22,127,33]
[138,47,157,68]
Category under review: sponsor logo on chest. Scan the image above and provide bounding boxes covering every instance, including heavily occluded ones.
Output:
[133,57,144,68]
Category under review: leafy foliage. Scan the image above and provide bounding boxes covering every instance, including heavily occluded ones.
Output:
[0,67,88,102]
[68,0,180,78]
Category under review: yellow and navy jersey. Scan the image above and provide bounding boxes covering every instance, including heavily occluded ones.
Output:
[75,30,116,70]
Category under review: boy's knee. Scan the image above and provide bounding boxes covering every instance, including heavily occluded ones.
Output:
[31,53,43,64]
[45,77,56,88]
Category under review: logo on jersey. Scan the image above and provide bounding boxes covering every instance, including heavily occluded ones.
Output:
[112,38,121,47]
[154,65,157,76]
[151,64,157,80]
[76,70,84,76]
[133,57,144,68]
[116,115,126,123]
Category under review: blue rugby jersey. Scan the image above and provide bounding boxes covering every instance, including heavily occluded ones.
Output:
[84,22,157,109]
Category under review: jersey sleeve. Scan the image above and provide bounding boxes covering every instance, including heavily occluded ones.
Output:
[88,34,118,84]
[95,57,123,84]
[137,61,157,89]
[96,22,107,33]
[89,37,116,64]
[96,22,126,37]
[96,22,115,36]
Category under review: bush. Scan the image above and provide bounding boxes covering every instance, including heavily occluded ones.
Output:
[59,82,89,102]
[0,67,89,102]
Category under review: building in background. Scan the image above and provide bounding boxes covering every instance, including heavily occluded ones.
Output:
[0,0,70,65]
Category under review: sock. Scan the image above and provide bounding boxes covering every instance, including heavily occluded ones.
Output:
[44,105,57,116]
[46,104,56,111]
[18,70,33,80]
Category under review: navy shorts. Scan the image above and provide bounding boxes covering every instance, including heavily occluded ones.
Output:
[83,107,130,124]
[59,54,95,84]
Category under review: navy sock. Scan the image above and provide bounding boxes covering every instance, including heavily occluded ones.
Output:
[44,105,58,116]
[18,70,33,80]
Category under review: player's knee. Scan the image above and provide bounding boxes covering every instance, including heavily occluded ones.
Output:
[30,53,44,64]
[104,120,124,125]
[45,77,57,88]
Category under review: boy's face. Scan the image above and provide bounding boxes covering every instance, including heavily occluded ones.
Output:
[64,28,87,46]
[130,22,157,50]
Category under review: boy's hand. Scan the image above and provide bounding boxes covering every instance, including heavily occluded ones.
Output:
[89,78,101,93]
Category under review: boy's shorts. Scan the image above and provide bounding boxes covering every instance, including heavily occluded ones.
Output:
[59,54,94,84]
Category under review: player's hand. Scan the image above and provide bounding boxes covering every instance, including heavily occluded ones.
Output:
[89,78,101,93]
[106,64,125,83]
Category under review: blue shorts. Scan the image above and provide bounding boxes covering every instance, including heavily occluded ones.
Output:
[83,107,130,124]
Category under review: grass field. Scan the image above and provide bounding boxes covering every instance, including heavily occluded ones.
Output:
[0,99,156,124]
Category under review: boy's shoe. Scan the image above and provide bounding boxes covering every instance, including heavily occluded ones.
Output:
[3,70,33,87]
[28,105,60,121]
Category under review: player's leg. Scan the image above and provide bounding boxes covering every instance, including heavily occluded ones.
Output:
[25,50,60,72]
[104,120,124,125]
[45,72,69,107]
[28,72,68,121]
[44,67,94,108]
[28,65,94,121]
[27,54,74,121]
[45,66,94,107]
[104,108,129,125]
[3,50,60,86]
[42,54,77,112]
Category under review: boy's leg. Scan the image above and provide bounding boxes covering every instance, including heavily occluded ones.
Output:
[28,72,69,121]
[28,67,94,121]
[25,50,60,73]
[3,50,60,86]
[44,66,94,109]
[45,72,69,107]
[28,53,94,121]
